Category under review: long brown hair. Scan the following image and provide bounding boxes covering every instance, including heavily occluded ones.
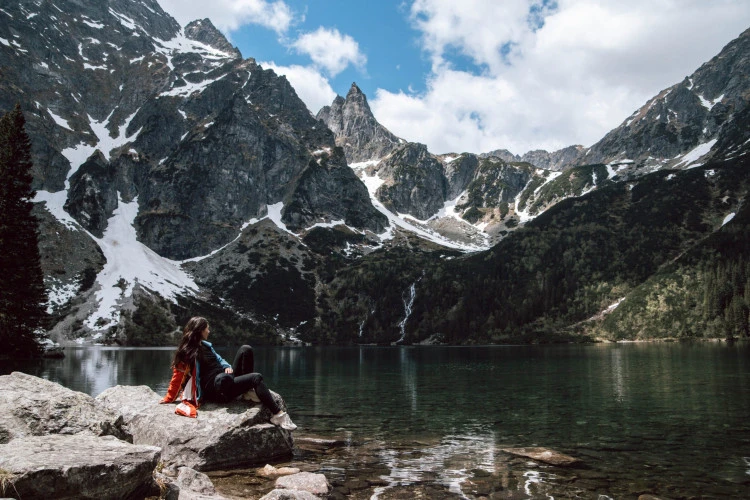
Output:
[172,316,208,368]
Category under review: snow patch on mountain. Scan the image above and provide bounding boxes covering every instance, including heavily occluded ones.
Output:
[266,202,295,235]
[722,212,736,226]
[304,219,357,232]
[47,109,74,131]
[160,72,230,98]
[180,217,261,263]
[81,18,104,29]
[698,94,724,111]
[46,277,79,314]
[84,196,198,331]
[674,139,718,168]
[433,191,465,222]
[153,29,237,71]
[34,190,79,230]
[87,110,141,160]
[108,8,137,32]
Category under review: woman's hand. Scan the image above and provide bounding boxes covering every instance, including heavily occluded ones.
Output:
[225,367,233,374]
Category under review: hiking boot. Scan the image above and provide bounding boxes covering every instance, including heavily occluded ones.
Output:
[270,411,297,431]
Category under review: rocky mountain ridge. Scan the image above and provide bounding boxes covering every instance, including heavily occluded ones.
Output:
[479,145,585,171]
[318,27,750,250]
[578,27,750,169]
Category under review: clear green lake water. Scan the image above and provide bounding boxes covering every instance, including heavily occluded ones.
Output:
[5,343,750,498]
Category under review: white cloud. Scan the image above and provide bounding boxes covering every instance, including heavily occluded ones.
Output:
[157,0,293,33]
[291,27,367,76]
[261,62,337,114]
[371,0,750,155]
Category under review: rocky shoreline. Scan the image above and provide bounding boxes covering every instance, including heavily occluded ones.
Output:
[0,372,331,499]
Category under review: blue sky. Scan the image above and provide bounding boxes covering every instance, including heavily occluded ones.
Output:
[157,0,750,156]
[231,1,432,101]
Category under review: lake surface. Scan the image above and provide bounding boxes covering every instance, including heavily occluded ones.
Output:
[4,343,750,498]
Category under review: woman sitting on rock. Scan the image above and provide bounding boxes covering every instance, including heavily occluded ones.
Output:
[161,316,296,430]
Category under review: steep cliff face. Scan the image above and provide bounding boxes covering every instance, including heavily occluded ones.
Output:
[282,147,388,233]
[376,143,447,220]
[316,83,403,163]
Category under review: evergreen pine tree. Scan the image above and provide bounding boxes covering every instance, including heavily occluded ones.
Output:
[0,104,48,358]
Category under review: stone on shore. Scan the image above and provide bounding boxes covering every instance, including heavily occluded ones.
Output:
[501,447,582,466]
[96,385,294,471]
[0,434,160,499]
[0,372,128,443]
[172,467,228,500]
[274,472,331,497]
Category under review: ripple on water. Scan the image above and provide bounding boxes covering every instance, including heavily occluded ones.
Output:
[368,433,499,499]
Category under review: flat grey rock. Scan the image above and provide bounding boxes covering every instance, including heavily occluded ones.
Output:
[96,385,294,471]
[0,434,159,500]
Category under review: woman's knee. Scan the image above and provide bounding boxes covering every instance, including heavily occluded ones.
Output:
[248,373,263,386]
[239,345,253,354]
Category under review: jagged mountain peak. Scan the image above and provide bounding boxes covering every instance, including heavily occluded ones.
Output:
[346,82,366,100]
[184,18,241,58]
[317,82,403,163]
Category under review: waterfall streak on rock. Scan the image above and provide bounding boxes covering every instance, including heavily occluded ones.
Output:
[395,279,420,344]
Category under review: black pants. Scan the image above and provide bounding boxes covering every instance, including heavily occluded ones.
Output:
[206,345,280,414]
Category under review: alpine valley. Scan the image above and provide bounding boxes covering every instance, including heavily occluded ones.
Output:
[2,0,749,346]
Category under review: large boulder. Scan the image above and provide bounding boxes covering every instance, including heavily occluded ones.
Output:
[96,385,294,471]
[0,434,160,500]
[0,372,128,443]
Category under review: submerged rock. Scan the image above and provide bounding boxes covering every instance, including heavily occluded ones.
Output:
[0,434,160,500]
[501,447,582,466]
[0,372,128,443]
[257,464,302,478]
[96,385,294,471]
